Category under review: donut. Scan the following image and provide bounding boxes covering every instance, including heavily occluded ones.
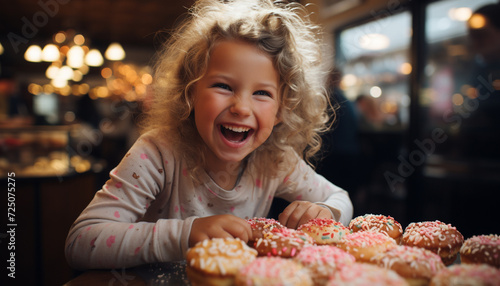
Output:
[349,214,403,244]
[372,245,445,286]
[326,263,409,286]
[293,245,355,285]
[298,218,350,245]
[235,257,313,286]
[460,234,500,268]
[335,231,397,263]
[430,264,500,286]
[246,217,284,246]
[402,221,464,266]
[186,237,257,286]
[253,227,314,258]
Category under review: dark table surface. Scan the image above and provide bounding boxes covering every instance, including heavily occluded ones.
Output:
[64,261,191,286]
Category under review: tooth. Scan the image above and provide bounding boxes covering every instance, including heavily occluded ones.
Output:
[223,125,250,132]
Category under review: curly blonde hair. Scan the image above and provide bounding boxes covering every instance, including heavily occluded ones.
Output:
[141,0,332,178]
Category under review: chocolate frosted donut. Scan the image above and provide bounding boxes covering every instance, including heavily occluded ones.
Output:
[402,221,464,266]
[460,234,500,268]
[349,214,403,244]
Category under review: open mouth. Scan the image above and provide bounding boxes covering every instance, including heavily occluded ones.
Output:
[220,124,252,143]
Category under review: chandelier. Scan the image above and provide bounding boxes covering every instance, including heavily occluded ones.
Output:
[23,30,125,90]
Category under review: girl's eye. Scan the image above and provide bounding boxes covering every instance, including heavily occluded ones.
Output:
[212,83,232,91]
[254,90,271,97]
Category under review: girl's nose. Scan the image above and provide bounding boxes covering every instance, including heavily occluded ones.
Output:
[230,94,251,117]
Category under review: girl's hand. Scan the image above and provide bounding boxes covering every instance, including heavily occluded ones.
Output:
[189,214,253,247]
[278,200,333,229]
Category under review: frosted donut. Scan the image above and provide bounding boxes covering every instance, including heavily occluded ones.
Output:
[335,231,397,263]
[402,221,464,266]
[372,245,445,286]
[293,245,355,286]
[253,227,314,258]
[186,237,257,286]
[430,264,500,286]
[246,217,284,246]
[235,257,313,286]
[298,218,350,245]
[327,263,409,286]
[349,214,403,244]
[460,234,500,268]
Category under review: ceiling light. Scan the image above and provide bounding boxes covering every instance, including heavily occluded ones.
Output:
[85,49,104,67]
[105,42,126,61]
[25,45,43,62]
[359,33,390,51]
[449,7,472,22]
[42,44,60,62]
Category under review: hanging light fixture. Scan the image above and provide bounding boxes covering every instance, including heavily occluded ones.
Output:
[25,45,43,62]
[41,44,60,62]
[105,42,126,61]
[85,49,104,67]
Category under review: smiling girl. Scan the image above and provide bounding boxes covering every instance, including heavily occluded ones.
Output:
[65,0,353,269]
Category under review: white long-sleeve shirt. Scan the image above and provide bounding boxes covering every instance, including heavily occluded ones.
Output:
[65,131,353,269]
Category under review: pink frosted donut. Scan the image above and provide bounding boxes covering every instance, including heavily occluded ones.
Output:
[372,245,445,285]
[335,231,397,263]
[246,217,284,246]
[430,264,500,286]
[293,245,355,285]
[349,214,403,244]
[253,227,314,258]
[235,257,313,286]
[298,218,350,245]
[460,234,500,268]
[327,263,409,286]
[402,221,464,266]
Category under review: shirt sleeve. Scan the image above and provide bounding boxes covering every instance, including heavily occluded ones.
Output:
[65,135,195,270]
[275,158,354,226]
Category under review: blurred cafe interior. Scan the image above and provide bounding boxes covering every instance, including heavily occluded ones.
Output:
[0,0,499,284]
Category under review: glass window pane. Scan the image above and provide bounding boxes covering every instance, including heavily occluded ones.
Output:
[421,0,498,159]
[337,11,412,131]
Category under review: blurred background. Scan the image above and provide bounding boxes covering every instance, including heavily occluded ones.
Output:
[1,0,499,285]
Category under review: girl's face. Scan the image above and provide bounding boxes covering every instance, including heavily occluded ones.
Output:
[193,40,281,171]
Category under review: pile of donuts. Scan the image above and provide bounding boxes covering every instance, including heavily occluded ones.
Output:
[185,215,500,285]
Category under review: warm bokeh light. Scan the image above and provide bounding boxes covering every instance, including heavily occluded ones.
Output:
[67,45,85,68]
[141,73,153,85]
[468,13,486,29]
[73,34,85,45]
[452,93,464,105]
[399,62,412,75]
[54,32,66,44]
[42,44,60,62]
[105,42,126,61]
[370,86,382,98]
[24,45,43,62]
[85,49,104,67]
[101,67,113,78]
[341,74,358,87]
